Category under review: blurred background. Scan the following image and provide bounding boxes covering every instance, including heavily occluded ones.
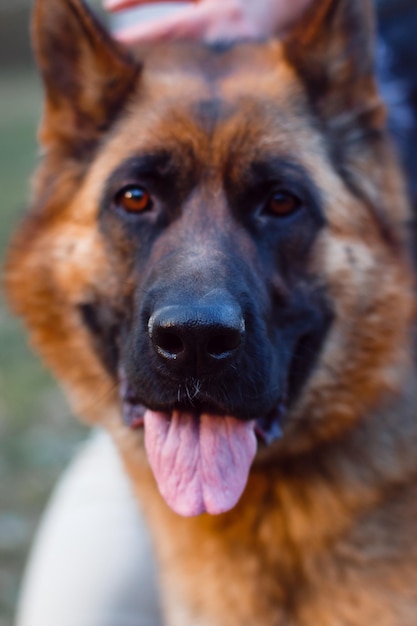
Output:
[0,2,102,624]
[0,1,416,625]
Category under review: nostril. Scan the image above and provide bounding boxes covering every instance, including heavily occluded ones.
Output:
[206,330,242,359]
[148,302,245,371]
[154,329,184,357]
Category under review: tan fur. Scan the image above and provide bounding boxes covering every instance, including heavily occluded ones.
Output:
[5,0,417,623]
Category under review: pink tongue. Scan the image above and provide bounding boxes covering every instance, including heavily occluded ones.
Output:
[144,410,257,517]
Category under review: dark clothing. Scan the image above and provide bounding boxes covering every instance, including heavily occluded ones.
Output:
[377,0,417,210]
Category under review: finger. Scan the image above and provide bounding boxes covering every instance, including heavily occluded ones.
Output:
[115,5,208,43]
[104,0,196,13]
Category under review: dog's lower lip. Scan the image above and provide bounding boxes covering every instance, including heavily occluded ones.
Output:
[122,400,146,429]
[255,403,286,445]
[119,367,145,429]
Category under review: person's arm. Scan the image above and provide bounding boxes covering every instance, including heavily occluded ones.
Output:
[104,0,314,44]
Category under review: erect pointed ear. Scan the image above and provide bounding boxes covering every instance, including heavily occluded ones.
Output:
[33,0,140,155]
[283,0,384,135]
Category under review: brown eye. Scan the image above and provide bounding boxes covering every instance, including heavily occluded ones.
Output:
[115,186,152,213]
[266,191,302,217]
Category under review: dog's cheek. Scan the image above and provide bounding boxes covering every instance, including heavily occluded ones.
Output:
[51,227,110,298]
[6,219,121,427]
[287,226,415,451]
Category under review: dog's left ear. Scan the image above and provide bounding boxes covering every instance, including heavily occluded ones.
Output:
[33,0,139,155]
[284,0,383,136]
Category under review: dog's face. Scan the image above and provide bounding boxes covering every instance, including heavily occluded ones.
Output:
[103,47,331,421]
[5,0,415,516]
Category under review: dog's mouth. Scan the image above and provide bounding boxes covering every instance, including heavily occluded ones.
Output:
[118,368,285,517]
[120,372,285,444]
[82,292,328,519]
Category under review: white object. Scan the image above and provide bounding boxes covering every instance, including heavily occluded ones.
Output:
[16,432,162,626]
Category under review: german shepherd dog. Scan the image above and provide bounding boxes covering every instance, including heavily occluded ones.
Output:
[6,0,417,623]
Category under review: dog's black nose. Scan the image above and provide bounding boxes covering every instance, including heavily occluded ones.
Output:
[148,300,245,376]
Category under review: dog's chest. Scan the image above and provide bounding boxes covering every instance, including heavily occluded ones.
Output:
[128,462,417,626]
[161,548,417,626]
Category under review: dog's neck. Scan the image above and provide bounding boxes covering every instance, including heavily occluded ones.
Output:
[110,362,417,625]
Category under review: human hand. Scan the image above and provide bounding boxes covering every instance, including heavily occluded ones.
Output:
[104,0,314,44]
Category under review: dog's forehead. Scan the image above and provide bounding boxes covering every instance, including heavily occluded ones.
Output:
[139,39,302,126]
[97,40,319,178]
[138,39,289,86]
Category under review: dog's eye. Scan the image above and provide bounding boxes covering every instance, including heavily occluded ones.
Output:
[265,191,302,217]
[115,186,152,213]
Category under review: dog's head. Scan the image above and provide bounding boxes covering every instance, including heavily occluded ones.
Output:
[5,0,415,516]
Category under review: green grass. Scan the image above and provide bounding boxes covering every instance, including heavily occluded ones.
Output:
[0,71,87,626]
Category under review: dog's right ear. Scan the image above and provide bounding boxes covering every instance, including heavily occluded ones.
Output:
[33,0,139,155]
[283,0,381,134]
